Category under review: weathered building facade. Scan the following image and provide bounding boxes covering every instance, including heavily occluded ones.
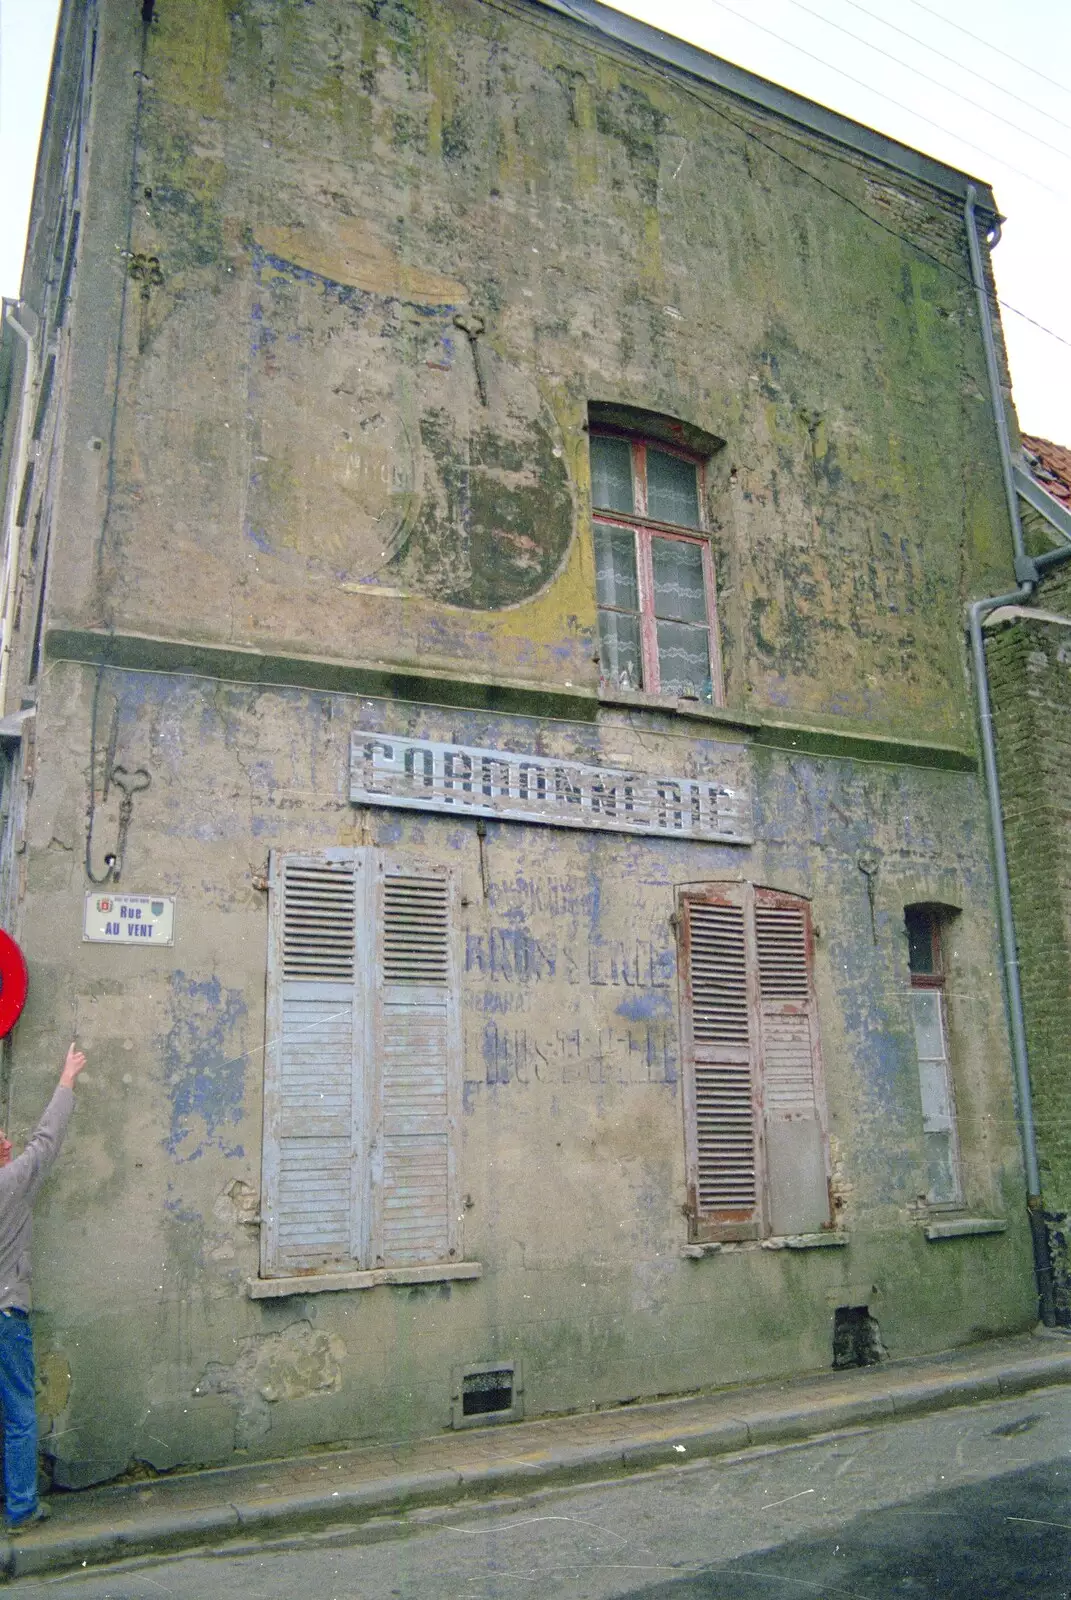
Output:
[0,0,1042,1486]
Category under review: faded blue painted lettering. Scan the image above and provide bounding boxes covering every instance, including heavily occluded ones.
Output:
[163,972,248,1161]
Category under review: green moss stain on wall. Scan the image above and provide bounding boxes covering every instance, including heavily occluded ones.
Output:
[389,411,573,608]
[151,0,231,118]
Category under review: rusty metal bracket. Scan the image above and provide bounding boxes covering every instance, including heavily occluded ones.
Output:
[475,816,490,899]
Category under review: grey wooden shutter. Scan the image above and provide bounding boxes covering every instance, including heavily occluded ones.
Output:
[679,888,762,1239]
[262,851,365,1275]
[370,859,459,1266]
[754,891,830,1236]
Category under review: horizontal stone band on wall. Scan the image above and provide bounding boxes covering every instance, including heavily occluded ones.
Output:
[350,732,753,844]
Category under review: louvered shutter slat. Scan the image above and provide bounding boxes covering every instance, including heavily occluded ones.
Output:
[683,900,758,1218]
[375,870,458,1266]
[688,903,750,1048]
[695,1061,756,1208]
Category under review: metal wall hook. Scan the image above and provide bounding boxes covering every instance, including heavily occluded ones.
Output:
[111,765,151,799]
[856,849,880,943]
[453,312,488,406]
[105,766,151,882]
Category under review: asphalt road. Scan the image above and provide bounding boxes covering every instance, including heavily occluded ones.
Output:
[12,1387,1071,1599]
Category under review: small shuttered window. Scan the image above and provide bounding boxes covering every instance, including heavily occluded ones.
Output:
[261,848,461,1278]
[679,884,830,1241]
[905,903,962,1207]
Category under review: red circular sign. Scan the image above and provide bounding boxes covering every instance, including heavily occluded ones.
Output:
[0,931,28,1038]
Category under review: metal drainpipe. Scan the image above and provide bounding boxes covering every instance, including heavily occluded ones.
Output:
[0,308,35,720]
[964,186,1071,1324]
[964,188,1030,574]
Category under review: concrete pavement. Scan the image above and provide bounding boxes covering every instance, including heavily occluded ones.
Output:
[5,1327,1070,1582]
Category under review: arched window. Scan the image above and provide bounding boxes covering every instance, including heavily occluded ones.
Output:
[589,406,724,706]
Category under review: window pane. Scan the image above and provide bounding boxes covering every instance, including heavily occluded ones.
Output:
[910,990,946,1062]
[593,523,639,611]
[598,609,643,690]
[647,447,699,527]
[590,435,634,514]
[656,619,711,700]
[905,907,937,975]
[924,1130,961,1204]
[912,983,960,1204]
[652,536,708,623]
[918,1059,953,1133]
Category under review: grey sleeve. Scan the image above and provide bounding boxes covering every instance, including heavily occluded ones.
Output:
[7,1085,75,1203]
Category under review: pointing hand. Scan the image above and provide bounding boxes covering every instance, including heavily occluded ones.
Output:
[60,1044,87,1089]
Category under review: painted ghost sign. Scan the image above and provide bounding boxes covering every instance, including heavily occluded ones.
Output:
[350,732,752,843]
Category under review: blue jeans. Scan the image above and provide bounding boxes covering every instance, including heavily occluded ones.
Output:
[0,1310,38,1523]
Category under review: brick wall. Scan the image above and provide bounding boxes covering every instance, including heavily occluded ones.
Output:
[987,563,1071,1320]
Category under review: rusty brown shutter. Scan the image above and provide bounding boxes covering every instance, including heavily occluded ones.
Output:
[370,859,459,1267]
[679,885,829,1240]
[754,891,830,1236]
[680,889,761,1237]
[262,851,365,1275]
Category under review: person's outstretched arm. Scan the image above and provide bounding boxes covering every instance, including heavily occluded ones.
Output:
[1,1045,86,1201]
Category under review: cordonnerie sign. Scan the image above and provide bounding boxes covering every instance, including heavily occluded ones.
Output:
[350,732,752,844]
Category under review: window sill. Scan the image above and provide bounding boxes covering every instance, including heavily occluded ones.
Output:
[923,1218,1007,1241]
[681,1233,847,1257]
[597,686,760,730]
[763,1232,849,1251]
[247,1261,483,1299]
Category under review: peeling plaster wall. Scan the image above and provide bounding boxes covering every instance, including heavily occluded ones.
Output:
[16,666,1032,1483]
[48,0,1013,738]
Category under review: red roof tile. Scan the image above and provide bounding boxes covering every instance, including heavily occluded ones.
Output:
[1022,433,1071,508]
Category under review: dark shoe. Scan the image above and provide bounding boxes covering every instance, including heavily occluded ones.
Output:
[6,1502,50,1531]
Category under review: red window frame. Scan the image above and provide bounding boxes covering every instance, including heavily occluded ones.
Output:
[591,430,724,707]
